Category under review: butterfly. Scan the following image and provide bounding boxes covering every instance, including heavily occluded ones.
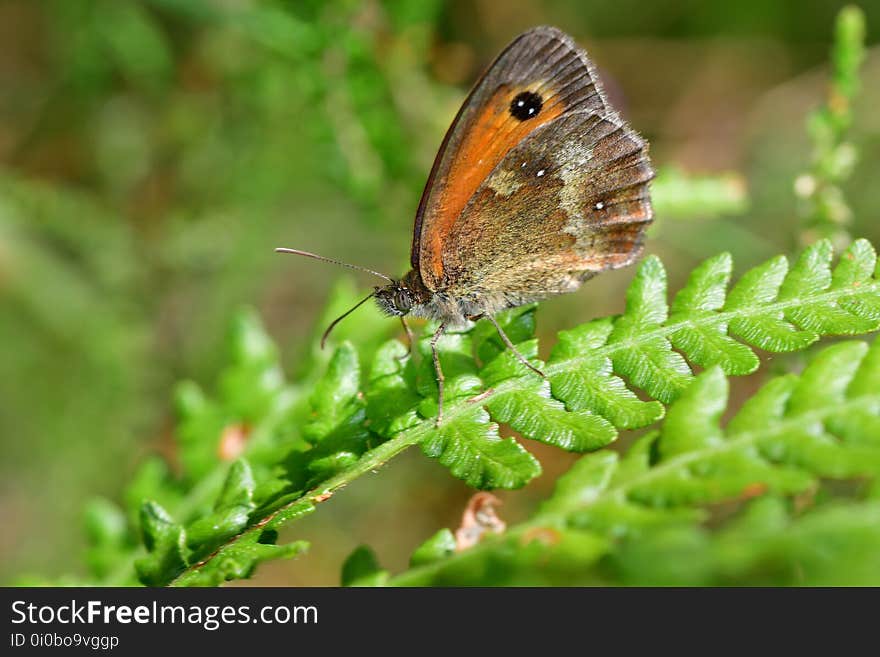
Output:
[277,26,654,424]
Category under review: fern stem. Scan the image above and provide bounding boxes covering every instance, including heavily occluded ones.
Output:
[168,425,429,585]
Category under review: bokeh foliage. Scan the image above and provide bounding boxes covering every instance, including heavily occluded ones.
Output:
[1,1,879,584]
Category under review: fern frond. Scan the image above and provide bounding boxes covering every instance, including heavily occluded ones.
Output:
[390,336,880,586]
[129,240,879,586]
[372,239,880,489]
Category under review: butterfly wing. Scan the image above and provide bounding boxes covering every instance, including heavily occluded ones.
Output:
[412,26,613,289]
[440,109,653,306]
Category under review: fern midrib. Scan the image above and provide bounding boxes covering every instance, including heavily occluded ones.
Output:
[168,421,432,585]
[571,281,878,364]
[389,391,880,585]
[597,395,877,500]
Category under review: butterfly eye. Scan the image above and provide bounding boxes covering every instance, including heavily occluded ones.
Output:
[509,91,543,121]
[394,289,413,313]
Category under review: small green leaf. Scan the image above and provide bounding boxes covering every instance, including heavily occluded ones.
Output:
[620,255,669,326]
[342,545,388,586]
[671,253,733,314]
[779,240,835,299]
[367,339,421,436]
[220,311,285,418]
[487,382,616,452]
[726,256,816,351]
[542,451,618,516]
[185,460,257,560]
[135,501,187,586]
[483,349,615,452]
[610,258,692,401]
[473,305,537,364]
[725,255,788,309]
[185,508,251,556]
[304,342,362,443]
[415,329,482,403]
[786,341,867,414]
[84,498,127,547]
[671,323,759,375]
[173,381,227,481]
[727,376,796,435]
[549,319,664,429]
[611,335,692,404]
[420,406,541,490]
[83,498,130,580]
[658,367,727,459]
[410,529,457,567]
[781,241,876,334]
[834,240,880,320]
[175,533,308,587]
[215,459,256,510]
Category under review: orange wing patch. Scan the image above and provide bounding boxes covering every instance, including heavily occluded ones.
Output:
[425,83,565,283]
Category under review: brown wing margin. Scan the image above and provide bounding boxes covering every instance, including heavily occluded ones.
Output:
[409,26,609,280]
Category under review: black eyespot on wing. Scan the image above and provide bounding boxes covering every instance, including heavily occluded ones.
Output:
[509,91,543,121]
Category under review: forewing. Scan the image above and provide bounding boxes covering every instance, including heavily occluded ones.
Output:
[413,26,609,289]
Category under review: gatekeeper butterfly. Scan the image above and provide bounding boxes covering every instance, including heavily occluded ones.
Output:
[278,26,654,424]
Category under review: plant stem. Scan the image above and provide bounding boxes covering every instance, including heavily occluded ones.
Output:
[169,425,429,585]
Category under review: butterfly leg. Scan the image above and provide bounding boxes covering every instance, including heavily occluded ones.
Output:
[397,316,415,360]
[485,313,545,378]
[430,322,447,426]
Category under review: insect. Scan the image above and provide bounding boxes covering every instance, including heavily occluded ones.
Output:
[277,26,654,424]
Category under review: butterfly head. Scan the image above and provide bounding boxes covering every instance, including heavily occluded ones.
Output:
[373,283,412,317]
[375,270,433,317]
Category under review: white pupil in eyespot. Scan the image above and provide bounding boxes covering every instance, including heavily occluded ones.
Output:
[510,91,542,120]
[514,100,536,115]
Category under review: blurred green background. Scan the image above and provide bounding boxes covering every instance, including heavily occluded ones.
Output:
[1,0,878,585]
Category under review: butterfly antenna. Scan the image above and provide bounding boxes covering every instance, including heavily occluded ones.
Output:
[320,292,376,349]
[274,247,394,283]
